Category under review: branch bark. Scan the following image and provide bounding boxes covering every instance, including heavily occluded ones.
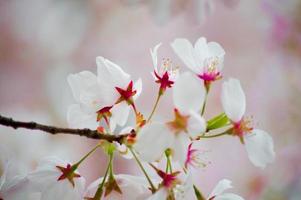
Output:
[0,114,126,143]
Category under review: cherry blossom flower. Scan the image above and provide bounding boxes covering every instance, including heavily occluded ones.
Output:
[67,56,142,131]
[84,174,152,200]
[147,167,194,200]
[150,43,179,94]
[207,179,244,200]
[171,37,225,86]
[221,78,275,168]
[28,156,85,200]
[0,149,39,200]
[135,72,206,165]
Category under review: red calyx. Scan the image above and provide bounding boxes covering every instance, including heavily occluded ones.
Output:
[56,164,81,187]
[154,71,174,94]
[115,81,137,105]
[97,106,113,126]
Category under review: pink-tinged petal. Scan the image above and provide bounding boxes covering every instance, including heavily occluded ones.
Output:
[67,71,97,102]
[150,43,162,71]
[187,111,206,139]
[221,78,246,123]
[135,123,173,162]
[147,188,168,200]
[111,102,130,127]
[208,179,233,198]
[173,72,206,113]
[133,78,143,100]
[171,39,200,74]
[244,129,275,169]
[173,134,191,166]
[67,104,98,129]
[96,56,130,88]
[215,193,244,200]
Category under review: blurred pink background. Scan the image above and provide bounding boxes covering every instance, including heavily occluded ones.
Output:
[0,0,301,199]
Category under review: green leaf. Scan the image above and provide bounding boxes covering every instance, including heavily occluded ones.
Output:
[193,185,206,200]
[207,113,229,131]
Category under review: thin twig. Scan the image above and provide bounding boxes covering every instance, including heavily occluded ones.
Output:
[0,114,127,143]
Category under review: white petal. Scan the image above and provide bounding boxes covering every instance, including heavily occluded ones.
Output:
[208,42,225,71]
[40,179,84,200]
[109,119,117,133]
[67,71,97,102]
[111,102,130,126]
[194,37,209,71]
[221,78,246,123]
[116,143,133,160]
[244,129,275,169]
[171,38,200,73]
[79,84,110,113]
[96,56,130,88]
[150,43,162,71]
[133,78,143,100]
[67,104,98,129]
[175,172,194,200]
[209,179,233,198]
[147,188,168,200]
[172,134,191,165]
[207,42,225,58]
[215,193,244,200]
[135,123,173,162]
[187,111,206,139]
[173,72,206,113]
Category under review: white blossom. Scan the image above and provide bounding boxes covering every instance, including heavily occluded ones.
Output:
[135,72,206,165]
[221,78,275,168]
[28,157,85,200]
[67,56,142,131]
[171,37,225,84]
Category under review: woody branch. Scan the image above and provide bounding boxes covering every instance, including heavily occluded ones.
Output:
[0,114,127,143]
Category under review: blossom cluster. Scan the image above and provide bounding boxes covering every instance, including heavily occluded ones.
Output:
[0,37,275,200]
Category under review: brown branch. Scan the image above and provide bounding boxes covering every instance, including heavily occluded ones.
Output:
[0,114,127,143]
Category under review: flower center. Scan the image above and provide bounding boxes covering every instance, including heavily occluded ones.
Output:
[232,117,253,143]
[154,58,179,94]
[160,58,178,75]
[198,57,222,82]
[166,109,189,134]
[157,170,181,189]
